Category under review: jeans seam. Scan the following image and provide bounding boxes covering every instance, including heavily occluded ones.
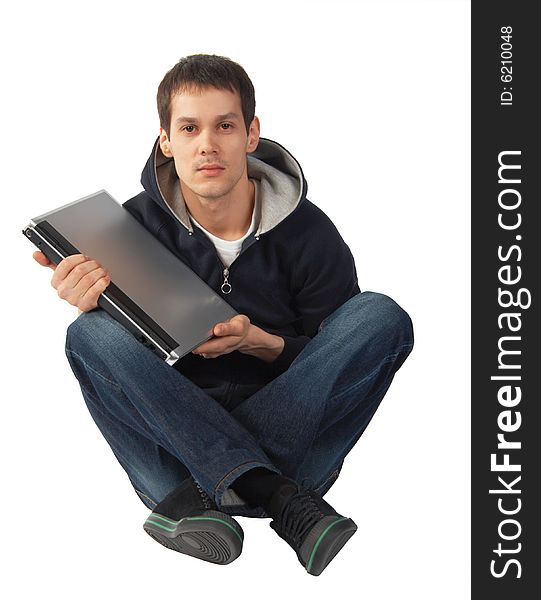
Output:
[314,466,341,494]
[66,349,123,389]
[134,487,157,508]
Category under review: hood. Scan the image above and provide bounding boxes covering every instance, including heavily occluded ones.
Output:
[140,136,308,237]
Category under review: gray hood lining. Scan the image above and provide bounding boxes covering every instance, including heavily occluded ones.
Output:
[154,138,303,236]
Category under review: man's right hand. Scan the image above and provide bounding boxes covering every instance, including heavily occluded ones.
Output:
[32,251,111,313]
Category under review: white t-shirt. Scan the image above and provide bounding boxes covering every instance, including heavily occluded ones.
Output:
[188,179,259,268]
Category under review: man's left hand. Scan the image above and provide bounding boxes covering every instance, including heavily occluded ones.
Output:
[192,314,251,359]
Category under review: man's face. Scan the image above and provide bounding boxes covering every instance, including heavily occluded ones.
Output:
[159,86,260,202]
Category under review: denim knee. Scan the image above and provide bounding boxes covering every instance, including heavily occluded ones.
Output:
[333,291,414,351]
[65,308,135,359]
[362,292,414,348]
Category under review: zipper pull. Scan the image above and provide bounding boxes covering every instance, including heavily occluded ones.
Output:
[221,267,232,294]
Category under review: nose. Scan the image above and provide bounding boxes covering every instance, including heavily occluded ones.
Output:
[198,129,219,155]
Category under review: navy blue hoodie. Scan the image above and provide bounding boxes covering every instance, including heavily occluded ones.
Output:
[123,136,360,387]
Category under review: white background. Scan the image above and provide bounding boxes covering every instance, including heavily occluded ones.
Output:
[1,0,470,598]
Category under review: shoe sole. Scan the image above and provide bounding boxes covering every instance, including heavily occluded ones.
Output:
[143,510,244,565]
[300,516,358,576]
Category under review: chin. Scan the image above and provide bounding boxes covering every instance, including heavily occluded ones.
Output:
[193,183,233,200]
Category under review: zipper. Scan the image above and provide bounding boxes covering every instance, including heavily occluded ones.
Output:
[216,231,262,295]
[221,266,232,294]
[155,195,260,295]
[186,223,259,296]
[188,229,258,296]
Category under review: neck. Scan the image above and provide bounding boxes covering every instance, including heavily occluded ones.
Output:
[182,178,255,240]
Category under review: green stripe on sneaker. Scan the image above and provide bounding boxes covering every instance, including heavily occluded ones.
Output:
[145,519,178,532]
[145,515,243,543]
[306,517,349,573]
[149,513,184,526]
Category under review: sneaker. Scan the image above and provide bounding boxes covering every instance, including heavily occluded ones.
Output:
[269,483,358,576]
[143,476,244,565]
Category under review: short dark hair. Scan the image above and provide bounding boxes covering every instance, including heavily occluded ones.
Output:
[157,54,256,138]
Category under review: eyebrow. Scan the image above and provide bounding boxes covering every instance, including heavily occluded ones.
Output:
[175,112,241,125]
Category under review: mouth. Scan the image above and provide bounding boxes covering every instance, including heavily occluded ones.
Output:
[197,165,225,176]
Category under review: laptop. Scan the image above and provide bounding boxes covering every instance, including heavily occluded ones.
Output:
[23,189,238,365]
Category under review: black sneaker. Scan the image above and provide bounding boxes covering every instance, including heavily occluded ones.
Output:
[269,482,358,576]
[143,476,244,565]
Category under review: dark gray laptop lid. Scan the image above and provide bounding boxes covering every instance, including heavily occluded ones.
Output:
[30,189,238,357]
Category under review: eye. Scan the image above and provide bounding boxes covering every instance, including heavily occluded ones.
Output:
[220,123,233,130]
[182,125,196,133]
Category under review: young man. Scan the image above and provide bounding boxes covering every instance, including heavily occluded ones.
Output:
[33,54,414,576]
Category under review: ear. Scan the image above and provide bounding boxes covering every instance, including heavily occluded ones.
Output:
[246,116,261,153]
[159,127,173,157]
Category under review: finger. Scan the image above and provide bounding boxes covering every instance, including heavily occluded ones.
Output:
[214,319,240,336]
[32,250,56,270]
[58,266,110,306]
[63,261,109,294]
[76,275,112,312]
[197,352,219,359]
[221,315,250,336]
[192,338,233,356]
[214,323,227,335]
[51,254,91,289]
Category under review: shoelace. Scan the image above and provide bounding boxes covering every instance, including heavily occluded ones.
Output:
[193,479,214,510]
[275,491,324,549]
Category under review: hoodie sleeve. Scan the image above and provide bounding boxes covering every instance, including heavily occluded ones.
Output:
[267,210,361,376]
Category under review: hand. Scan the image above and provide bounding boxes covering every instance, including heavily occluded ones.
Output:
[192,314,251,359]
[32,251,111,313]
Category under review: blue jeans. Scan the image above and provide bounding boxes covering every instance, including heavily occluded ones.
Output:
[64,291,413,519]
